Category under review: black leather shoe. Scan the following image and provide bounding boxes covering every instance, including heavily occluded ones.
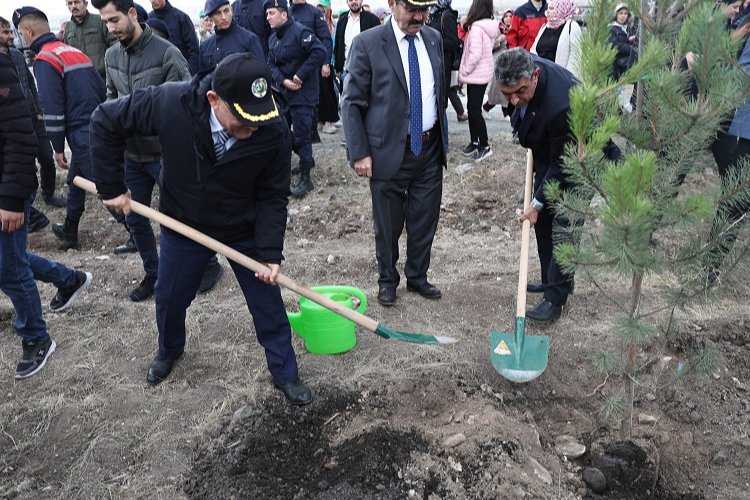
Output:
[526,298,562,324]
[146,353,182,385]
[406,281,442,299]
[526,282,547,293]
[28,208,50,233]
[274,378,313,405]
[377,286,397,307]
[198,259,224,294]
[114,235,138,254]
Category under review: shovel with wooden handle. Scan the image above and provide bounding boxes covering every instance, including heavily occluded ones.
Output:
[74,176,457,345]
[490,150,549,382]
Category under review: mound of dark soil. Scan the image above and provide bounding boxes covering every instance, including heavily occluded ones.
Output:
[185,387,429,499]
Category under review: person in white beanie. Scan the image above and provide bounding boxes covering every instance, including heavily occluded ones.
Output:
[609,3,637,79]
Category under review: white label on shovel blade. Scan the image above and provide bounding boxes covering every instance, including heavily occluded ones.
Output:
[494,340,512,356]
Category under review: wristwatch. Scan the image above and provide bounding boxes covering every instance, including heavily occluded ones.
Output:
[530,198,544,211]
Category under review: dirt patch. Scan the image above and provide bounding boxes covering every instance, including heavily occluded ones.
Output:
[185,387,428,499]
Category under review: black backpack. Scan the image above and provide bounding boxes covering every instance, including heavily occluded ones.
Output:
[428,7,462,69]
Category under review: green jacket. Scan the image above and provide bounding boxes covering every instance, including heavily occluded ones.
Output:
[104,25,191,160]
[64,11,116,78]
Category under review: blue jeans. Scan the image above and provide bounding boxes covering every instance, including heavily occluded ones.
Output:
[29,253,77,289]
[124,157,160,276]
[155,228,299,384]
[0,195,48,344]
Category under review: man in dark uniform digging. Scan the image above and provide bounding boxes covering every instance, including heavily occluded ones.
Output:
[90,53,312,405]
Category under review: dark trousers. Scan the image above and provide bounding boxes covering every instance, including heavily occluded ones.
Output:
[289,104,315,168]
[33,119,56,197]
[369,134,443,288]
[442,52,455,109]
[448,86,465,115]
[535,206,575,306]
[65,125,125,225]
[155,228,299,384]
[0,195,48,344]
[318,74,339,123]
[466,83,489,147]
[65,126,93,222]
[708,135,750,269]
[124,157,160,277]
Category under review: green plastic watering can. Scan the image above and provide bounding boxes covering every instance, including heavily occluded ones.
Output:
[286,286,367,354]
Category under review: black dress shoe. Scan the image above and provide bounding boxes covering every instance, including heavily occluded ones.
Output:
[114,236,138,254]
[146,353,182,385]
[274,378,313,405]
[377,286,397,307]
[526,298,562,324]
[526,282,547,293]
[406,281,442,299]
[28,208,50,233]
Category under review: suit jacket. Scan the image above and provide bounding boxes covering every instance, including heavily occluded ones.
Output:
[333,10,381,74]
[341,24,449,181]
[511,56,576,205]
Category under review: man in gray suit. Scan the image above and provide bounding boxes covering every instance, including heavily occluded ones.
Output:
[341,0,448,307]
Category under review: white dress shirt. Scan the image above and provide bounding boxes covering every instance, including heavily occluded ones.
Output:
[344,13,361,65]
[390,17,437,132]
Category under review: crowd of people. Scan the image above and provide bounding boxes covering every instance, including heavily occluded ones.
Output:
[1,0,748,408]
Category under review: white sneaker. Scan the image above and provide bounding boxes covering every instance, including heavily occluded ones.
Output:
[474,145,493,162]
[321,122,337,134]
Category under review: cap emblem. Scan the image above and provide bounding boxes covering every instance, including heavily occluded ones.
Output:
[251,78,268,98]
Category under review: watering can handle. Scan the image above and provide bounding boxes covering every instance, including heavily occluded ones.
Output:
[516,149,533,319]
[73,176,381,332]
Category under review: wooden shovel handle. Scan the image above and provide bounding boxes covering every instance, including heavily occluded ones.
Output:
[73,176,381,332]
[517,150,533,318]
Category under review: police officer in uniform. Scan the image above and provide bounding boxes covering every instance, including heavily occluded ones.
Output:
[265,0,325,198]
[199,0,264,72]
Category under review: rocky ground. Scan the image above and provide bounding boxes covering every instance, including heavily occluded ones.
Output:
[1,104,749,499]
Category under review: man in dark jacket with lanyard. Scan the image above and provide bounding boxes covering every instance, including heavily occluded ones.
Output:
[199,0,264,72]
[333,0,380,80]
[266,0,326,198]
[90,53,312,405]
[14,7,108,250]
[148,0,200,74]
[231,0,271,57]
[495,48,576,323]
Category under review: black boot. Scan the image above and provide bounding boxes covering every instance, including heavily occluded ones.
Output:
[51,216,79,249]
[42,193,67,208]
[28,206,50,233]
[114,223,138,255]
[291,168,314,198]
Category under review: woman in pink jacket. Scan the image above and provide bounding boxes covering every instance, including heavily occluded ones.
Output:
[458,0,499,162]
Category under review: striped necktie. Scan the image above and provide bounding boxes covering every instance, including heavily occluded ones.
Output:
[406,34,423,157]
[214,128,231,160]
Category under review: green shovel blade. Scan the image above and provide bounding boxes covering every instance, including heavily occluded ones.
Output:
[490,317,549,383]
